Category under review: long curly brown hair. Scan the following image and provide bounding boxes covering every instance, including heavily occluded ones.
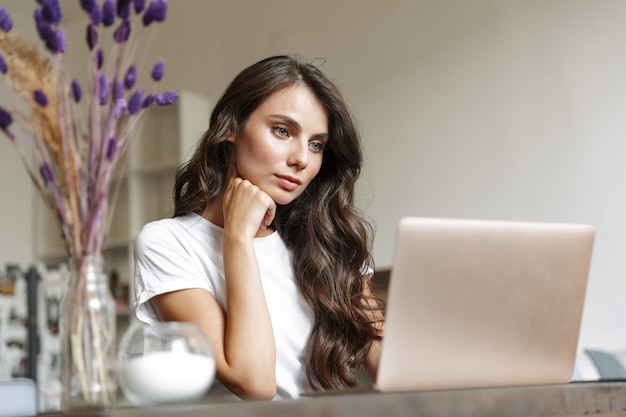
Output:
[174,55,383,391]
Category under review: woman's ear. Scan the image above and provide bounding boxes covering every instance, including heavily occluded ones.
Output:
[226,130,236,143]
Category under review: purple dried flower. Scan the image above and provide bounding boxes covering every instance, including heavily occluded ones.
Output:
[124,65,137,89]
[102,0,115,27]
[151,59,164,81]
[86,23,98,50]
[97,48,104,69]
[142,0,167,26]
[142,92,155,108]
[71,80,82,103]
[40,162,54,183]
[90,3,102,24]
[128,89,144,114]
[134,0,146,14]
[40,26,58,53]
[105,138,118,160]
[56,29,67,53]
[34,9,48,38]
[34,89,48,106]
[0,107,13,129]
[40,0,63,25]
[0,54,7,74]
[114,79,125,100]
[113,19,131,43]
[80,0,97,14]
[117,0,132,19]
[98,74,111,105]
[0,108,14,140]
[35,11,65,54]
[0,6,13,32]
[113,98,127,118]
[156,91,178,106]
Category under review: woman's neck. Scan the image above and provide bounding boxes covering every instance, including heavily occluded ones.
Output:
[200,194,225,227]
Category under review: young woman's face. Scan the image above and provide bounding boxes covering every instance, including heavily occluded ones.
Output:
[229,84,329,205]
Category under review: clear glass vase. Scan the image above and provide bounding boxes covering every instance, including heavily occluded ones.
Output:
[59,254,117,411]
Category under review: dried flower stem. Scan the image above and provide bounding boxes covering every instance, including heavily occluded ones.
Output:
[0,2,178,409]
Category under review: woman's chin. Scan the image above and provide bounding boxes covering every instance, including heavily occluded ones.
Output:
[260,186,301,206]
[273,197,294,206]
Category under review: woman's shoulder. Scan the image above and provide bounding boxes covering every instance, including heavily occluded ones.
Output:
[139,212,212,236]
[136,213,207,247]
[135,212,224,255]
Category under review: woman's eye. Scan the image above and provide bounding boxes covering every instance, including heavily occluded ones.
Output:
[273,126,289,137]
[309,141,325,152]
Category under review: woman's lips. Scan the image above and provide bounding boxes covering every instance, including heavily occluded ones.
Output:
[276,175,301,191]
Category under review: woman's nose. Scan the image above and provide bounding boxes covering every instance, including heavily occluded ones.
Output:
[288,141,308,169]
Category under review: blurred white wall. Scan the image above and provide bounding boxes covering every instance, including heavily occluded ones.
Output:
[2,0,626,354]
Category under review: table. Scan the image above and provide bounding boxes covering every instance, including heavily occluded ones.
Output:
[42,381,626,417]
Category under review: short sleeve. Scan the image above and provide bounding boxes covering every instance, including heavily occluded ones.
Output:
[133,222,215,324]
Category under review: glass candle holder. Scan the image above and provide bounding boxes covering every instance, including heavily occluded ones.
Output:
[118,321,216,406]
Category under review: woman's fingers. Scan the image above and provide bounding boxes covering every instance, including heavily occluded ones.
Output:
[223,177,275,236]
[262,199,276,229]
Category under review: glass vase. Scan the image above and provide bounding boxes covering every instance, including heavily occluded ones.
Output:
[59,254,117,411]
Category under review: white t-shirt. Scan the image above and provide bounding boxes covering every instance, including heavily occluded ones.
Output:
[133,212,314,400]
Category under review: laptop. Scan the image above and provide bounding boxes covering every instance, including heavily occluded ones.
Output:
[374,217,595,392]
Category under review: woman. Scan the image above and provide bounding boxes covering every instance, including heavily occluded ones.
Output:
[134,55,384,400]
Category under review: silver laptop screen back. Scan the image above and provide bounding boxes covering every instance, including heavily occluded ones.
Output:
[376,217,594,392]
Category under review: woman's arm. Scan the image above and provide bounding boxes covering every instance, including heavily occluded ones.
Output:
[151,175,278,400]
[362,280,384,381]
[151,255,276,399]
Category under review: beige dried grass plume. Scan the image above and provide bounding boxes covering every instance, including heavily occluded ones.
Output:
[0,30,66,171]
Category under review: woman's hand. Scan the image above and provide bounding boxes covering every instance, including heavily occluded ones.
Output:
[222,165,276,240]
[363,280,384,381]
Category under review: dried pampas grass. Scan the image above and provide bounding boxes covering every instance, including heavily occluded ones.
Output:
[0,30,67,175]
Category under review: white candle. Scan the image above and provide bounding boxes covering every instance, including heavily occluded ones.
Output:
[119,350,216,406]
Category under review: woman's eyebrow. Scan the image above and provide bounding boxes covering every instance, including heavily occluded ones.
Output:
[269,114,301,130]
[269,114,328,139]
